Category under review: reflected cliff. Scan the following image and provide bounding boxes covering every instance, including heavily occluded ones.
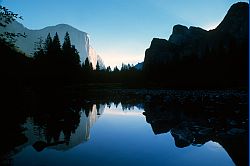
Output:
[143,90,248,166]
[21,104,105,152]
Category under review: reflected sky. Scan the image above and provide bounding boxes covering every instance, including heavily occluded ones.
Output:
[13,103,235,166]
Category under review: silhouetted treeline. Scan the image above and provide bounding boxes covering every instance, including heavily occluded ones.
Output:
[90,63,143,84]
[1,30,248,89]
[2,33,248,89]
[0,5,144,88]
[32,32,83,85]
[33,35,144,85]
[1,33,144,88]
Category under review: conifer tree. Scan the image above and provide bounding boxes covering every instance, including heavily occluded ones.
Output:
[96,61,100,71]
[89,62,93,71]
[82,57,93,72]
[106,66,111,73]
[62,32,71,49]
[71,45,80,66]
[85,57,90,70]
[33,37,44,60]
[52,32,61,57]
[62,32,71,57]
[62,32,80,66]
[44,33,53,55]
[114,66,119,72]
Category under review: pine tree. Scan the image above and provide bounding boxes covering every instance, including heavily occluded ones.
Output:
[106,66,111,73]
[96,61,100,71]
[62,32,72,64]
[71,45,80,66]
[62,32,71,50]
[83,57,89,71]
[44,33,53,55]
[52,32,61,57]
[113,66,119,72]
[82,57,93,72]
[62,32,71,58]
[89,62,93,71]
[62,32,80,66]
[33,37,44,60]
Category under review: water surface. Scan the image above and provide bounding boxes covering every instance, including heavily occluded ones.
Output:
[11,103,236,166]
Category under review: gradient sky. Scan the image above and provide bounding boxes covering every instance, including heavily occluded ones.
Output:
[1,0,248,68]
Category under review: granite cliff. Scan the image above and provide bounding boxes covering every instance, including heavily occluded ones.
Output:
[0,21,105,69]
[143,2,249,86]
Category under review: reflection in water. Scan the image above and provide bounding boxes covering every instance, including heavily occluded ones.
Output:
[0,89,248,166]
[21,104,105,152]
[143,92,248,166]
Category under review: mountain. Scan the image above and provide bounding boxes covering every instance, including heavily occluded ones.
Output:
[143,2,249,86]
[0,21,105,69]
[88,45,105,69]
[134,62,143,70]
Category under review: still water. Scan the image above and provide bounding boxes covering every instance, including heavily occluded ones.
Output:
[10,103,237,166]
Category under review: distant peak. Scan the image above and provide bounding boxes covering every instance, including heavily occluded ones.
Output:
[54,23,73,28]
[46,23,76,30]
[38,23,88,35]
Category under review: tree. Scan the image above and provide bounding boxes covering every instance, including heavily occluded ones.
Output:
[52,32,61,57]
[0,5,26,45]
[113,66,119,72]
[121,63,132,71]
[89,62,93,71]
[121,63,126,71]
[106,66,111,73]
[82,57,93,72]
[62,32,71,58]
[62,32,71,50]
[96,61,100,71]
[44,33,53,55]
[83,57,89,69]
[71,45,80,66]
[33,37,45,60]
[62,32,80,66]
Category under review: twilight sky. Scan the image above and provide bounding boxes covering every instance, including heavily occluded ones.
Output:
[1,0,248,68]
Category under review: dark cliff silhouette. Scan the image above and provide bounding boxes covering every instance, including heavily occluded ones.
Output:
[143,2,249,87]
[143,90,248,166]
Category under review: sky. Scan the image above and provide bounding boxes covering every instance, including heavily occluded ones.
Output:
[1,0,248,68]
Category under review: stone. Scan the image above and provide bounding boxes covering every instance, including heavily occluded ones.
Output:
[227,128,246,135]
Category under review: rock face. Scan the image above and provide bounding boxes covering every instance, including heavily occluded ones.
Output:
[134,62,143,70]
[144,38,177,66]
[0,21,105,69]
[168,24,189,45]
[143,2,249,85]
[216,2,249,41]
[88,45,105,69]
